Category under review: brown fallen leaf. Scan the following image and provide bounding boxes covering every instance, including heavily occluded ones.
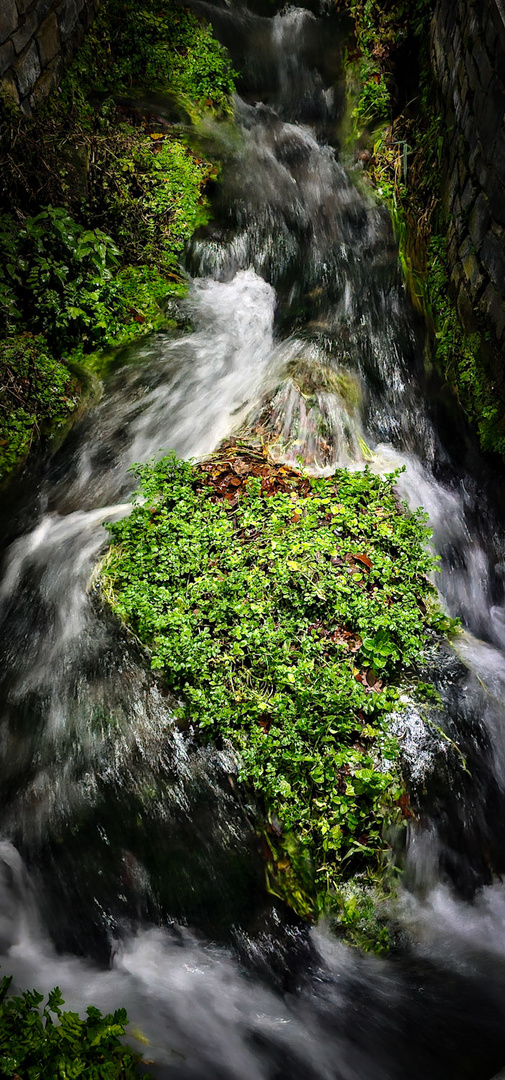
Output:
[354,553,373,570]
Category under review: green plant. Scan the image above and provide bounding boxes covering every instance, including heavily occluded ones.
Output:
[344,1,505,460]
[66,0,236,115]
[0,335,79,480]
[0,975,149,1078]
[0,207,122,350]
[0,0,238,478]
[426,236,505,457]
[101,449,453,923]
[87,133,213,271]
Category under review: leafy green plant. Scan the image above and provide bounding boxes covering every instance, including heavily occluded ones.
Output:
[67,0,236,115]
[0,335,79,480]
[0,207,122,349]
[0,0,238,478]
[0,975,149,1078]
[88,134,213,272]
[101,450,452,922]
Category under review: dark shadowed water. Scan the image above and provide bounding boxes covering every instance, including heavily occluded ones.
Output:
[2,3,505,1077]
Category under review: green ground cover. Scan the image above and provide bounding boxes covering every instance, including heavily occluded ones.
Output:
[101,444,452,932]
[0,0,236,482]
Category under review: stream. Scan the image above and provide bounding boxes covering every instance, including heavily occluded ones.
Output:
[2,2,505,1077]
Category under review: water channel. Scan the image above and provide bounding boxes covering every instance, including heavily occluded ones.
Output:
[2,3,505,1077]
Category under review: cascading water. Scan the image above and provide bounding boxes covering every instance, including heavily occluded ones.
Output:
[2,3,505,1078]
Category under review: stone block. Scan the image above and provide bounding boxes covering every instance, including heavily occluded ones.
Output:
[0,38,14,75]
[486,9,499,56]
[476,155,489,191]
[457,283,480,331]
[12,9,37,54]
[487,173,505,227]
[480,281,505,340]
[480,83,505,149]
[1,70,19,103]
[56,0,79,42]
[459,68,470,107]
[47,51,63,79]
[461,178,476,213]
[481,230,505,288]
[29,64,56,106]
[463,105,479,154]
[35,0,56,19]
[469,192,491,249]
[475,42,494,94]
[492,129,505,178]
[459,236,473,261]
[467,52,481,95]
[37,11,59,64]
[433,33,445,78]
[443,164,460,218]
[0,0,18,42]
[493,40,505,89]
[452,21,462,58]
[462,250,485,295]
[13,38,40,97]
[80,0,94,28]
[469,144,480,177]
[488,1,505,57]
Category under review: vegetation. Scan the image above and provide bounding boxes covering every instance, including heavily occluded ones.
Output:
[0,976,150,1079]
[0,335,80,477]
[427,237,505,457]
[101,443,452,929]
[0,0,236,482]
[344,0,505,460]
[342,0,435,139]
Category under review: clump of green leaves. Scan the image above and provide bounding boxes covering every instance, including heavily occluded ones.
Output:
[0,335,79,480]
[0,195,197,356]
[88,134,213,272]
[0,975,149,1078]
[0,0,237,479]
[67,0,236,115]
[0,207,120,349]
[101,451,451,920]
[343,0,434,137]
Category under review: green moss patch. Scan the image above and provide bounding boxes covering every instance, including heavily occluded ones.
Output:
[101,443,451,924]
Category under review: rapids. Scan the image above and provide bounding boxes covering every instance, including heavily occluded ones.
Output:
[1,2,505,1077]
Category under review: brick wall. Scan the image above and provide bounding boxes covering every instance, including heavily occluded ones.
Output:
[0,0,102,116]
[432,0,505,345]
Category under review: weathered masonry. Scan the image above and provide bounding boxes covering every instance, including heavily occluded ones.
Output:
[0,0,102,115]
[432,0,505,347]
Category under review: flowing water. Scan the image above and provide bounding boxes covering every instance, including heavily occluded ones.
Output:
[2,3,505,1077]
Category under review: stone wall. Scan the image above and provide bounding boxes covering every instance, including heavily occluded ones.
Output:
[0,0,101,116]
[432,0,505,345]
